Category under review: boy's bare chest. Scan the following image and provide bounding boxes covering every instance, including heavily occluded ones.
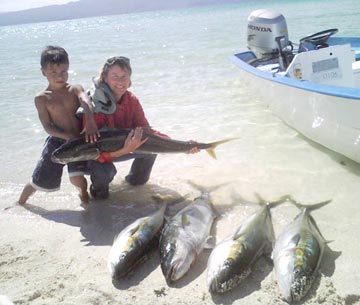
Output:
[46,92,79,114]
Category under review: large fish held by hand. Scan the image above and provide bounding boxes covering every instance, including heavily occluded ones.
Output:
[51,128,235,164]
[159,185,218,283]
[206,195,288,294]
[272,199,331,302]
[108,204,166,280]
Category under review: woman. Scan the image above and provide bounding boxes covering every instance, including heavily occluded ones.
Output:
[86,56,198,199]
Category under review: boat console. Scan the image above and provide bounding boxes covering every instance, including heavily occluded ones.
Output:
[285,44,356,87]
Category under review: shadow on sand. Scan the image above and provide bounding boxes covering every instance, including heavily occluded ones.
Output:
[296,133,360,175]
[20,181,236,290]
[22,182,188,246]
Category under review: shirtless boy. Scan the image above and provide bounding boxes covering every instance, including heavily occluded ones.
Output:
[18,45,99,205]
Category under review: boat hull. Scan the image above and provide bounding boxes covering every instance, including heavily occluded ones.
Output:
[230,54,360,163]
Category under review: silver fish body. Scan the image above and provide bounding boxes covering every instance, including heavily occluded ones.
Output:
[160,190,216,283]
[272,200,330,302]
[108,205,166,280]
[207,202,277,294]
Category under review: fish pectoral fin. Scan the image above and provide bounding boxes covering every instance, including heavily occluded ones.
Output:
[233,227,246,240]
[204,235,216,249]
[129,224,141,236]
[88,148,101,160]
[263,239,274,255]
[181,213,190,227]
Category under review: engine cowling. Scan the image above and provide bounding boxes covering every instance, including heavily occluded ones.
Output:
[247,9,289,59]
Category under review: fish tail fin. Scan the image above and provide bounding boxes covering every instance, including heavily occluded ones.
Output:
[288,197,332,212]
[187,181,227,217]
[187,180,227,195]
[254,193,291,209]
[151,194,185,206]
[206,138,240,159]
[151,194,187,218]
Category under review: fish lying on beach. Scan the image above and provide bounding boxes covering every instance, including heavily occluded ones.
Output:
[51,128,235,164]
[108,204,167,280]
[159,185,217,283]
[206,195,288,294]
[272,199,331,302]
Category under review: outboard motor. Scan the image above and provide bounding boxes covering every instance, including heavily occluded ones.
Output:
[247,9,293,70]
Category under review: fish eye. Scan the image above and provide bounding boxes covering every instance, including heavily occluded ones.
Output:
[294,266,303,276]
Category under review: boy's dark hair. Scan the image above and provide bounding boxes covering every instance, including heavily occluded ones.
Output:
[40,45,69,68]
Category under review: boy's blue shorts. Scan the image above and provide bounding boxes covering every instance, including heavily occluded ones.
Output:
[31,136,88,192]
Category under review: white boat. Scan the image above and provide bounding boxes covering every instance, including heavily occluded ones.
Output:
[230,9,360,163]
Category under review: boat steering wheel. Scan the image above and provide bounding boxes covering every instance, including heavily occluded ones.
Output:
[300,28,338,45]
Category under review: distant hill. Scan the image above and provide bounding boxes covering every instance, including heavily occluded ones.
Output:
[0,0,245,27]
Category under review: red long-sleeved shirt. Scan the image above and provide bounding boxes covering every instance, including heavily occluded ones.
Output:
[91,90,150,128]
[83,90,169,138]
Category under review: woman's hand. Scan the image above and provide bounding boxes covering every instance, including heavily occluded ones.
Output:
[123,127,148,154]
[98,127,148,162]
[188,140,200,154]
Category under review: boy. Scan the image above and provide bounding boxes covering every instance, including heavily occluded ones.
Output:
[18,45,99,205]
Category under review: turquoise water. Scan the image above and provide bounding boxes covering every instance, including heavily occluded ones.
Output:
[0,0,359,206]
[0,0,359,202]
[0,0,358,183]
[1,0,360,300]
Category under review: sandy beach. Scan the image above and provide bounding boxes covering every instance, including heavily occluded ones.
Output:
[1,167,360,305]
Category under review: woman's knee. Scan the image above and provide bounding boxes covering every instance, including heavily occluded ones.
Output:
[91,162,117,184]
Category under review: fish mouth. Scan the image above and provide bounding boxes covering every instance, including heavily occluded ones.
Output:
[51,155,67,164]
[208,278,221,294]
[289,273,311,302]
[166,259,182,283]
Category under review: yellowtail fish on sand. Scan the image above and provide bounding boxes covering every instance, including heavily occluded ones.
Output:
[272,199,331,302]
[206,195,288,294]
[51,128,236,164]
[159,185,218,283]
[108,204,167,280]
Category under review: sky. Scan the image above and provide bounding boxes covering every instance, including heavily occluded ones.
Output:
[0,0,79,12]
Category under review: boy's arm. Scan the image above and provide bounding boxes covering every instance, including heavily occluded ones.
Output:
[73,84,100,143]
[35,95,75,140]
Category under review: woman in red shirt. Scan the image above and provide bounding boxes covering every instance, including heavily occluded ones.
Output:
[86,57,177,199]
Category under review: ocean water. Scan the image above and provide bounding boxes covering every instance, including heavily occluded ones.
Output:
[1,0,360,297]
